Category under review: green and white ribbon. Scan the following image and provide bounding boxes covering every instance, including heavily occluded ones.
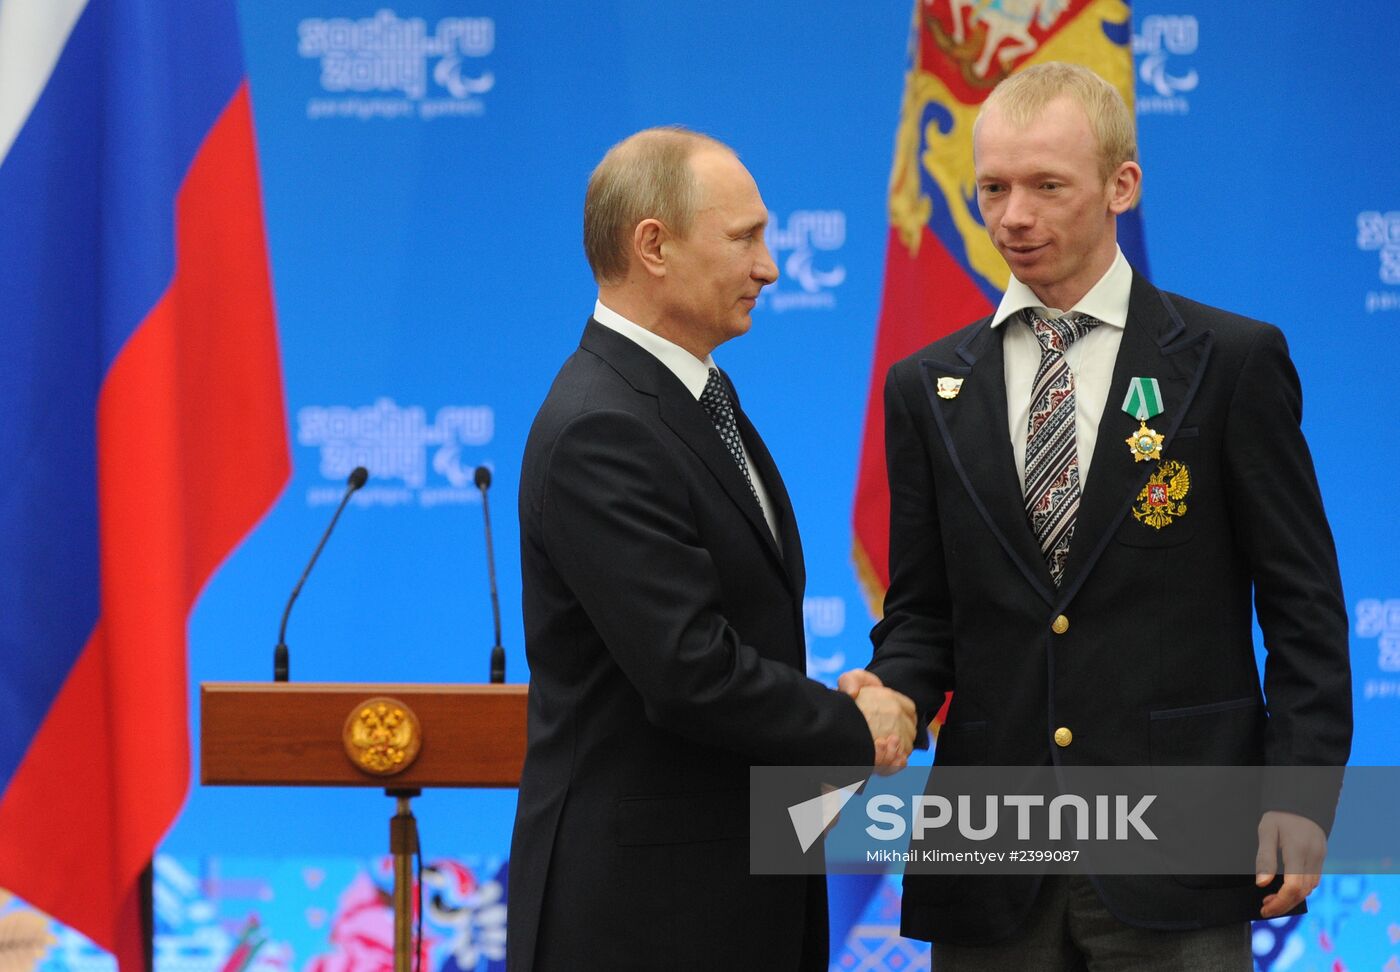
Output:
[1121,377,1163,421]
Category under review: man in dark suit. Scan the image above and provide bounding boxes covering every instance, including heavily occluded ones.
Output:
[841,63,1351,969]
[507,127,917,971]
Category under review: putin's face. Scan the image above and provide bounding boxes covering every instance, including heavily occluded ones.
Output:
[661,149,779,356]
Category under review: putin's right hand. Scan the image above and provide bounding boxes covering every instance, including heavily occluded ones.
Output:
[851,682,916,770]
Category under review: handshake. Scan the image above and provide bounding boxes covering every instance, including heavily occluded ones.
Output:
[838,669,917,771]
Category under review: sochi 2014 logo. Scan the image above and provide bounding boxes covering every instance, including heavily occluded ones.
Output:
[1357,210,1400,313]
[1355,598,1400,700]
[299,9,495,121]
[760,210,847,313]
[1133,14,1198,115]
[297,397,494,508]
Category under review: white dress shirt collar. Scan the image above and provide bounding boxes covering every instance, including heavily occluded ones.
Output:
[593,299,714,400]
[990,246,1133,330]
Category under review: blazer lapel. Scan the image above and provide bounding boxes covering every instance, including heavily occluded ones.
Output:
[1057,276,1214,603]
[917,319,1058,605]
[732,396,805,593]
[579,322,790,581]
[654,388,782,553]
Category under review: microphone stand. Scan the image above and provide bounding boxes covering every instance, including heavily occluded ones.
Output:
[274,466,368,681]
[474,466,506,683]
[387,786,422,972]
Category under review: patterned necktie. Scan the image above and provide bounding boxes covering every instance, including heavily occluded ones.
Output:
[1023,309,1099,587]
[699,367,761,508]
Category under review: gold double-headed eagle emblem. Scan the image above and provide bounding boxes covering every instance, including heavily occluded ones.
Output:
[343,697,422,775]
[1132,460,1191,530]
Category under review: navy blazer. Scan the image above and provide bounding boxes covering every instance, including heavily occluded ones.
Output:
[870,273,1351,943]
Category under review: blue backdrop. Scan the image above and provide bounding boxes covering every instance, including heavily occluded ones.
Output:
[49,2,1394,970]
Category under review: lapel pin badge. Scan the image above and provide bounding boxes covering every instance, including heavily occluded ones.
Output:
[1122,376,1165,462]
[936,376,965,400]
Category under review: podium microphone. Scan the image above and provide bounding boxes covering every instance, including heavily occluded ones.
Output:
[475,465,506,683]
[273,466,369,681]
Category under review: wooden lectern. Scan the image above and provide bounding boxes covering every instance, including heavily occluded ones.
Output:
[201,682,528,972]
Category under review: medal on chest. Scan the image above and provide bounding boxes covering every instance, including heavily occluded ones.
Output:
[1122,377,1165,462]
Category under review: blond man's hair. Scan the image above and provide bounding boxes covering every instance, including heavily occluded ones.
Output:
[976,62,1137,182]
[583,126,730,284]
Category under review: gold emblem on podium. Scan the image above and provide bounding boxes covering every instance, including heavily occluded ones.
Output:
[344,697,422,775]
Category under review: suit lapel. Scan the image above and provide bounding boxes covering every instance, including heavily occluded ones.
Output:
[1057,276,1214,603]
[578,322,791,586]
[656,374,789,573]
[732,394,805,592]
[917,319,1058,605]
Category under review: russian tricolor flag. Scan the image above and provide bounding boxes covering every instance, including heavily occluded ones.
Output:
[0,2,288,970]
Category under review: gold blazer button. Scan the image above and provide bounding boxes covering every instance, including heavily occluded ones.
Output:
[1051,614,1070,634]
[1054,727,1073,748]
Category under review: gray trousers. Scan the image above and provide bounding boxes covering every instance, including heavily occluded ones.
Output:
[931,877,1252,972]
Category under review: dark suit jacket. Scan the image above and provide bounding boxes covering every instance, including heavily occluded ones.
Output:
[869,273,1351,943]
[507,320,873,971]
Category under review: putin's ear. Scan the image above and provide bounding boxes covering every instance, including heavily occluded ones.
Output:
[633,218,668,278]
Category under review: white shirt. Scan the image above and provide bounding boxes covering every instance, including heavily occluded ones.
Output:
[990,247,1133,490]
[592,300,780,540]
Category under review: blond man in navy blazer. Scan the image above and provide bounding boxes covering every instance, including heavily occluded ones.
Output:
[842,63,1350,971]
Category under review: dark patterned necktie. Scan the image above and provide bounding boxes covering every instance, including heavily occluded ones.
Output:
[1023,309,1099,586]
[699,367,761,508]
